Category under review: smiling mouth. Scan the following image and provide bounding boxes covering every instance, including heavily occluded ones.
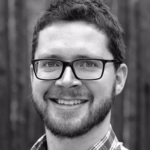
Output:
[50,98,88,106]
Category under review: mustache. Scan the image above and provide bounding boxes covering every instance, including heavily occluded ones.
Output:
[44,86,93,100]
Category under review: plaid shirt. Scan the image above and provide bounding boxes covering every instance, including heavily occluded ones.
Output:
[31,126,128,150]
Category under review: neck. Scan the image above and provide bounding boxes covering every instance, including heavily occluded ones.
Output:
[45,112,111,150]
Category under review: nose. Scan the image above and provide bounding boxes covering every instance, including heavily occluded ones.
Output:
[55,67,82,88]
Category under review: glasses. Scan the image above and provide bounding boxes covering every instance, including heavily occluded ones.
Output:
[31,59,121,80]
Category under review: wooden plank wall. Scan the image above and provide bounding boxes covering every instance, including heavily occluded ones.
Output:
[0,0,150,150]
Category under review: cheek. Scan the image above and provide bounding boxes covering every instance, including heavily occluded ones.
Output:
[31,80,54,100]
[90,82,108,100]
[85,78,115,104]
[31,80,54,112]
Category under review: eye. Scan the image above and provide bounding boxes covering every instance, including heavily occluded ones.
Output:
[79,60,97,67]
[39,60,62,70]
[44,61,58,67]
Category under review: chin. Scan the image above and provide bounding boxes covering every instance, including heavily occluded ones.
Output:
[43,99,113,139]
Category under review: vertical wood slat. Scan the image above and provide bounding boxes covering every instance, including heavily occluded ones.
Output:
[136,0,150,150]
[9,0,30,149]
[0,0,11,150]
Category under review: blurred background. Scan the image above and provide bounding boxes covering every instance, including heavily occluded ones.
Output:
[0,0,150,149]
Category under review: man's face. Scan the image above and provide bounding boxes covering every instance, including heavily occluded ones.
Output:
[31,21,117,138]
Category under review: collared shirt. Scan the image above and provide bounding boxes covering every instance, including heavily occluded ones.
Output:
[31,126,128,150]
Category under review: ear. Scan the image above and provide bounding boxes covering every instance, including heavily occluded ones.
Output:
[30,65,34,84]
[115,63,128,95]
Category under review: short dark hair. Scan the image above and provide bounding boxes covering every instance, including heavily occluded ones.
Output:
[32,0,125,66]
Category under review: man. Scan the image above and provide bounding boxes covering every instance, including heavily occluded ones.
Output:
[30,0,128,149]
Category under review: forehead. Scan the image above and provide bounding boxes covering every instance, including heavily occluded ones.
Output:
[35,21,113,60]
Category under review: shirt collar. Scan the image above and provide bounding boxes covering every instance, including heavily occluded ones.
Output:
[31,125,119,150]
[90,125,119,150]
[31,134,47,150]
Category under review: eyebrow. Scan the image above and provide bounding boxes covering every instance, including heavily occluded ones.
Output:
[73,55,103,60]
[37,54,103,60]
[37,54,63,60]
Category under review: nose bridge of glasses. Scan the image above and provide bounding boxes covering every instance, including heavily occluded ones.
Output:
[55,63,82,87]
[61,61,76,78]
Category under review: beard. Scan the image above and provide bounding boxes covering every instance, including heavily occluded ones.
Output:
[32,84,116,139]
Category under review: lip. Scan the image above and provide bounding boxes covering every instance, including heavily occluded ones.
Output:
[49,98,88,107]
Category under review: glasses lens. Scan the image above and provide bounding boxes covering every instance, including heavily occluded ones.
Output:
[74,60,103,79]
[35,60,63,80]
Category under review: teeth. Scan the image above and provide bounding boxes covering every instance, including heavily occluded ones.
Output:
[56,99,83,106]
